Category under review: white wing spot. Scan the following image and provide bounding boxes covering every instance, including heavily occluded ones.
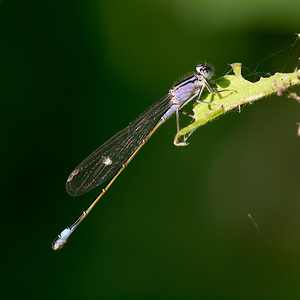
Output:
[103,156,112,166]
[67,168,80,182]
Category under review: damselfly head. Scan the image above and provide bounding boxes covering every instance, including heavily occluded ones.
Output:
[196,63,213,79]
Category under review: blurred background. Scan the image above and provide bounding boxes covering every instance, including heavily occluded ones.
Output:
[1,0,300,299]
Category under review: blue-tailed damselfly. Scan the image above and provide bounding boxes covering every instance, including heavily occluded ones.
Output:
[52,63,225,250]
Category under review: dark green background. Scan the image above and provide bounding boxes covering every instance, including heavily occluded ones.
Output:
[2,0,300,299]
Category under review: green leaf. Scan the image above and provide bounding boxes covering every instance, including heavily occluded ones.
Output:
[174,63,300,145]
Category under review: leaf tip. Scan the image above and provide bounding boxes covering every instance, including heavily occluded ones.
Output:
[230,63,242,77]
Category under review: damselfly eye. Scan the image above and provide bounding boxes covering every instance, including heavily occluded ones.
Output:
[196,64,213,79]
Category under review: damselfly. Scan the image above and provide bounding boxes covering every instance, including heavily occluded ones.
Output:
[52,63,225,250]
